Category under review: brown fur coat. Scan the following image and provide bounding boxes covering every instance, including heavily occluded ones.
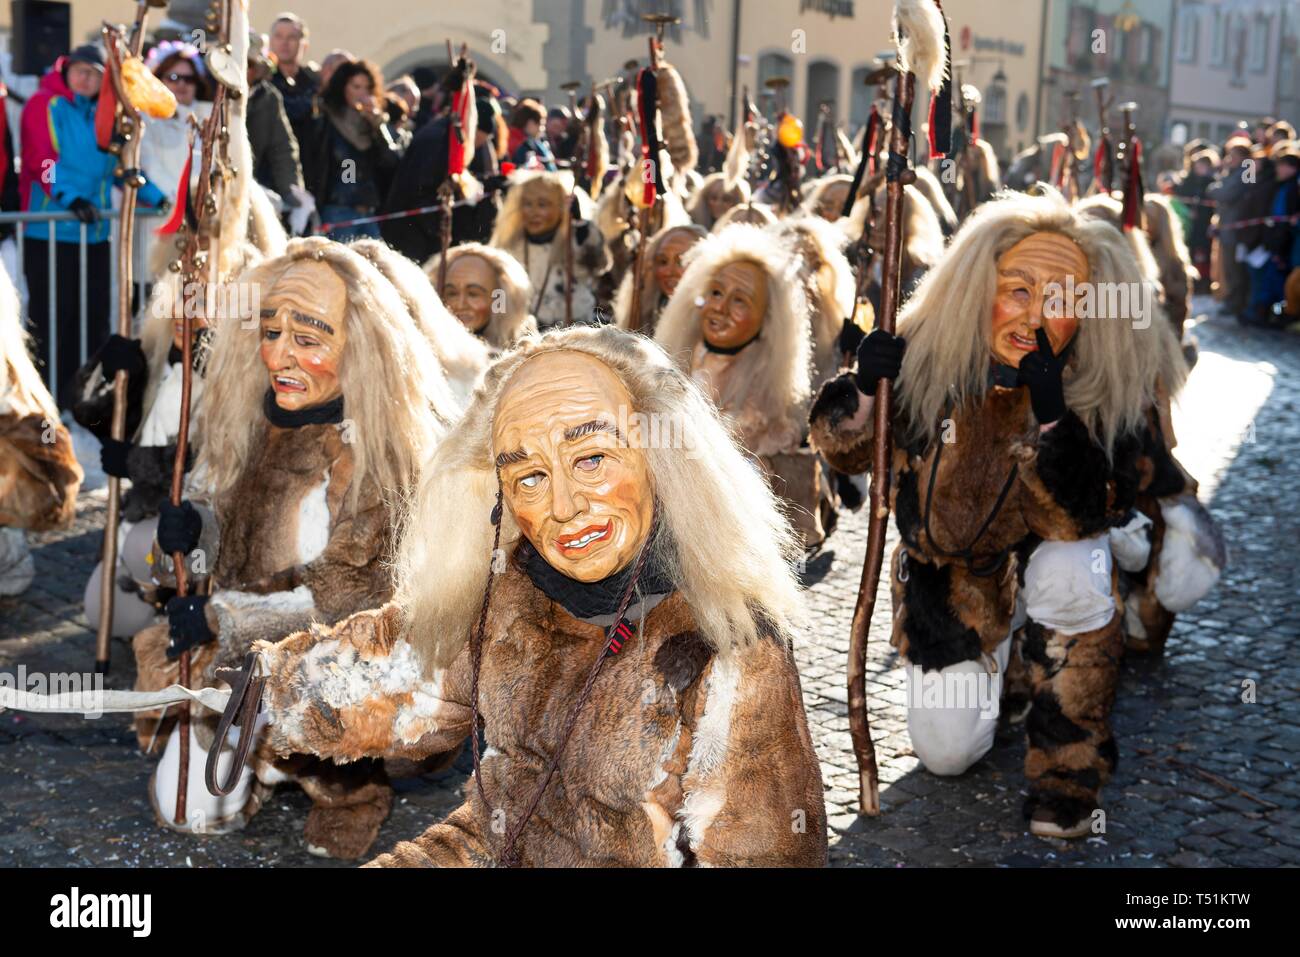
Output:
[0,411,82,531]
[257,552,828,867]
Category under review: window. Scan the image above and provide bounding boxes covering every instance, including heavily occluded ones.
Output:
[1016,91,1030,132]
[757,52,795,119]
[1176,4,1199,62]
[849,66,874,131]
[1250,14,1271,73]
[806,61,840,126]
[1210,8,1228,66]
[984,84,1006,125]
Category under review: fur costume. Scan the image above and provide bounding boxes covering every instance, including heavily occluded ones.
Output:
[769,215,856,388]
[810,190,1188,835]
[424,243,539,353]
[686,171,751,231]
[0,262,81,594]
[251,326,827,866]
[656,225,834,549]
[490,169,612,329]
[349,238,488,410]
[613,223,707,335]
[133,238,457,858]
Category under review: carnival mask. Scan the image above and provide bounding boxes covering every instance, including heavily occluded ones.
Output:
[705,182,732,222]
[652,229,699,298]
[700,260,767,351]
[815,182,851,222]
[990,232,1089,370]
[493,351,654,583]
[521,179,563,237]
[443,254,496,334]
[259,259,349,410]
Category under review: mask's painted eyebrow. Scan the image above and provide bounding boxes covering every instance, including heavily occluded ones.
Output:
[997,268,1036,284]
[494,447,529,468]
[259,307,335,336]
[564,419,625,443]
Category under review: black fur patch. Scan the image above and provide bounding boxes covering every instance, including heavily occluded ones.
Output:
[1097,735,1118,773]
[1025,690,1091,748]
[894,466,923,547]
[1018,620,1053,670]
[809,374,861,433]
[1034,411,1112,536]
[653,631,713,693]
[900,559,982,672]
[1140,419,1190,499]
[1108,431,1144,519]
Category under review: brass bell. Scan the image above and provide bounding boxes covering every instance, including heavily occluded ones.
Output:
[168,259,183,273]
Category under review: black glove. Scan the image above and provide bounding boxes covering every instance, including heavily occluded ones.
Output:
[99,438,132,479]
[570,195,590,244]
[853,329,906,396]
[99,334,146,379]
[839,316,867,357]
[1017,327,1068,425]
[165,594,214,660]
[67,198,101,225]
[157,500,202,556]
[483,173,508,194]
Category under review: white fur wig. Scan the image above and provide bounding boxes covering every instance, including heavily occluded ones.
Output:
[424,243,540,351]
[199,237,455,515]
[0,260,57,422]
[768,215,855,383]
[895,188,1188,455]
[395,324,805,670]
[654,224,812,443]
[613,223,708,333]
[349,238,488,409]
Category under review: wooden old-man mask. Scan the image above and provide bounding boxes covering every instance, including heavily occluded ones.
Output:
[700,259,768,351]
[259,259,349,410]
[492,351,655,583]
[990,231,1088,370]
[521,178,565,237]
[444,254,497,334]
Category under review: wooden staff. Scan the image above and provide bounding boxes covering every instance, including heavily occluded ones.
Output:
[94,0,158,673]
[847,64,915,817]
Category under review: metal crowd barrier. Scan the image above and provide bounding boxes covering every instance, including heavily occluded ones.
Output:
[0,207,164,399]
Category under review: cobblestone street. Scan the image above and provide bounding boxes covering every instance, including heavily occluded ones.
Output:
[2,300,1297,868]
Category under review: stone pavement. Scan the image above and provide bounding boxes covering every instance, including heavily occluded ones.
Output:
[2,300,1297,867]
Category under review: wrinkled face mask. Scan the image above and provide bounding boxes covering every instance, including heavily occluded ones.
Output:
[259,259,349,410]
[521,180,563,237]
[652,229,699,298]
[492,351,655,583]
[705,182,733,221]
[699,259,767,351]
[989,231,1089,370]
[443,254,497,334]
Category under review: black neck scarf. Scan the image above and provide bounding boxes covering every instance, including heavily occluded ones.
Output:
[987,336,1076,390]
[262,390,345,428]
[703,331,760,356]
[526,226,558,245]
[517,523,676,620]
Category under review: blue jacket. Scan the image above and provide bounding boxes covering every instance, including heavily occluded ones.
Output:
[20,63,165,243]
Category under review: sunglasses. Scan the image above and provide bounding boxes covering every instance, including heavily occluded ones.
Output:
[163,72,198,85]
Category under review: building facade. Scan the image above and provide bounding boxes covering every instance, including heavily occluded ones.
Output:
[1167,0,1298,145]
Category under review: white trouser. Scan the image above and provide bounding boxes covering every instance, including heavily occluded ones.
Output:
[907,535,1116,777]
